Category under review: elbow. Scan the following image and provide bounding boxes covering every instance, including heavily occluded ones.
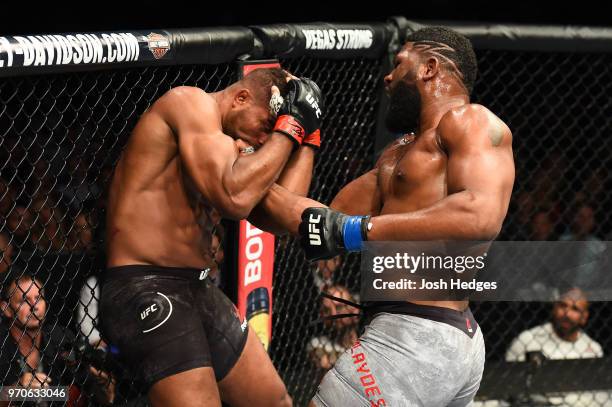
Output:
[473,216,502,241]
[463,196,503,241]
[221,194,256,220]
[221,206,251,221]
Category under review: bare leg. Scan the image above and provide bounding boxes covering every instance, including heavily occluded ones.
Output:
[148,367,221,407]
[219,327,292,407]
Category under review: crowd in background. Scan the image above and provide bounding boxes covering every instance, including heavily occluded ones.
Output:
[1,134,611,405]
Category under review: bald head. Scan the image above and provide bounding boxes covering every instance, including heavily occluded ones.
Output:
[237,68,289,110]
[559,287,588,304]
[220,67,291,148]
[552,287,589,341]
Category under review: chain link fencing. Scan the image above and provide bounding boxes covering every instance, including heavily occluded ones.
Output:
[1,27,611,407]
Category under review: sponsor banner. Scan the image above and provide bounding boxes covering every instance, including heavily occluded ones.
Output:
[301,28,374,51]
[361,241,612,302]
[236,220,275,350]
[250,23,389,59]
[241,60,280,75]
[235,60,280,350]
[0,31,171,70]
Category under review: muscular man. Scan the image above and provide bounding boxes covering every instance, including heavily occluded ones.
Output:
[100,68,323,407]
[254,27,515,406]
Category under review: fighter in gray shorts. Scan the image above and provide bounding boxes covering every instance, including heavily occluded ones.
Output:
[252,26,514,407]
[312,303,485,407]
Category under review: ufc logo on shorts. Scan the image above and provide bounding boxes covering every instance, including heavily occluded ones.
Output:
[308,213,322,246]
[141,304,158,320]
[306,93,322,118]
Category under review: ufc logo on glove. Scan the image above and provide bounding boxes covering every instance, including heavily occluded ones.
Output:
[308,214,322,246]
[299,207,370,261]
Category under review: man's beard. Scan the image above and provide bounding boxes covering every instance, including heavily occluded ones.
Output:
[553,318,580,338]
[384,81,422,134]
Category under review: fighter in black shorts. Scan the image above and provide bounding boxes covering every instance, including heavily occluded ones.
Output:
[100,69,323,407]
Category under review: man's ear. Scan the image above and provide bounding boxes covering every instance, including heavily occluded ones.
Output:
[580,309,589,327]
[233,89,251,106]
[421,56,440,81]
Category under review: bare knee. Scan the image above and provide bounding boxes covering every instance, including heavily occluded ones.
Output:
[148,367,220,407]
[251,381,291,407]
[275,389,292,407]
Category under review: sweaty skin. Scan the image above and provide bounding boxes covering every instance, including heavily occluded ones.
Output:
[254,42,515,312]
[105,78,314,407]
[107,86,296,269]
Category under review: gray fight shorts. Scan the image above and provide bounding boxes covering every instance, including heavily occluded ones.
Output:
[312,303,485,407]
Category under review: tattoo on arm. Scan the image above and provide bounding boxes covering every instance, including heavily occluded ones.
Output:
[489,121,505,146]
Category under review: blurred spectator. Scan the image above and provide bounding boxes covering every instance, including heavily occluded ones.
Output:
[307,285,359,375]
[6,205,30,228]
[503,191,534,240]
[58,156,103,213]
[507,288,601,360]
[77,274,150,406]
[6,206,34,243]
[559,204,605,289]
[582,167,608,208]
[29,192,67,252]
[506,288,609,406]
[532,151,566,214]
[0,273,115,405]
[2,176,36,251]
[0,177,15,216]
[68,211,96,253]
[531,211,557,241]
[312,256,343,291]
[26,160,56,199]
[560,204,599,241]
[0,232,14,274]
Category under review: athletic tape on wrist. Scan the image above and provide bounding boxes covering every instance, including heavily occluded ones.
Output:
[342,216,367,251]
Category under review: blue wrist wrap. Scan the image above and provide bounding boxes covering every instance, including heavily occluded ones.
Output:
[342,216,366,252]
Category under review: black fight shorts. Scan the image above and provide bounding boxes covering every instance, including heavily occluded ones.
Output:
[100,265,248,387]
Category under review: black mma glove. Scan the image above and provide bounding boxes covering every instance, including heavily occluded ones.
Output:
[274,78,323,147]
[299,207,370,261]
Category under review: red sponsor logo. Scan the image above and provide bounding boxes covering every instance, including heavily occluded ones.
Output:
[243,222,265,286]
[274,115,305,140]
[146,33,170,59]
[242,62,281,76]
[351,341,386,406]
[237,221,275,343]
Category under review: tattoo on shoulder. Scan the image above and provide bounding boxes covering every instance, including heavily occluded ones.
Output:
[489,121,505,147]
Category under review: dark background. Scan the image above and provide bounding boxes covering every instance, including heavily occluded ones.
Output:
[1,0,610,35]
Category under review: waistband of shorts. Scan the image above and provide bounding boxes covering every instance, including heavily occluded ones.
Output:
[364,301,478,338]
[105,264,211,282]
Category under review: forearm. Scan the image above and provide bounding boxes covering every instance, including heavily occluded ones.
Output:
[226,133,294,213]
[256,184,325,235]
[276,147,315,196]
[248,147,316,234]
[368,191,501,241]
